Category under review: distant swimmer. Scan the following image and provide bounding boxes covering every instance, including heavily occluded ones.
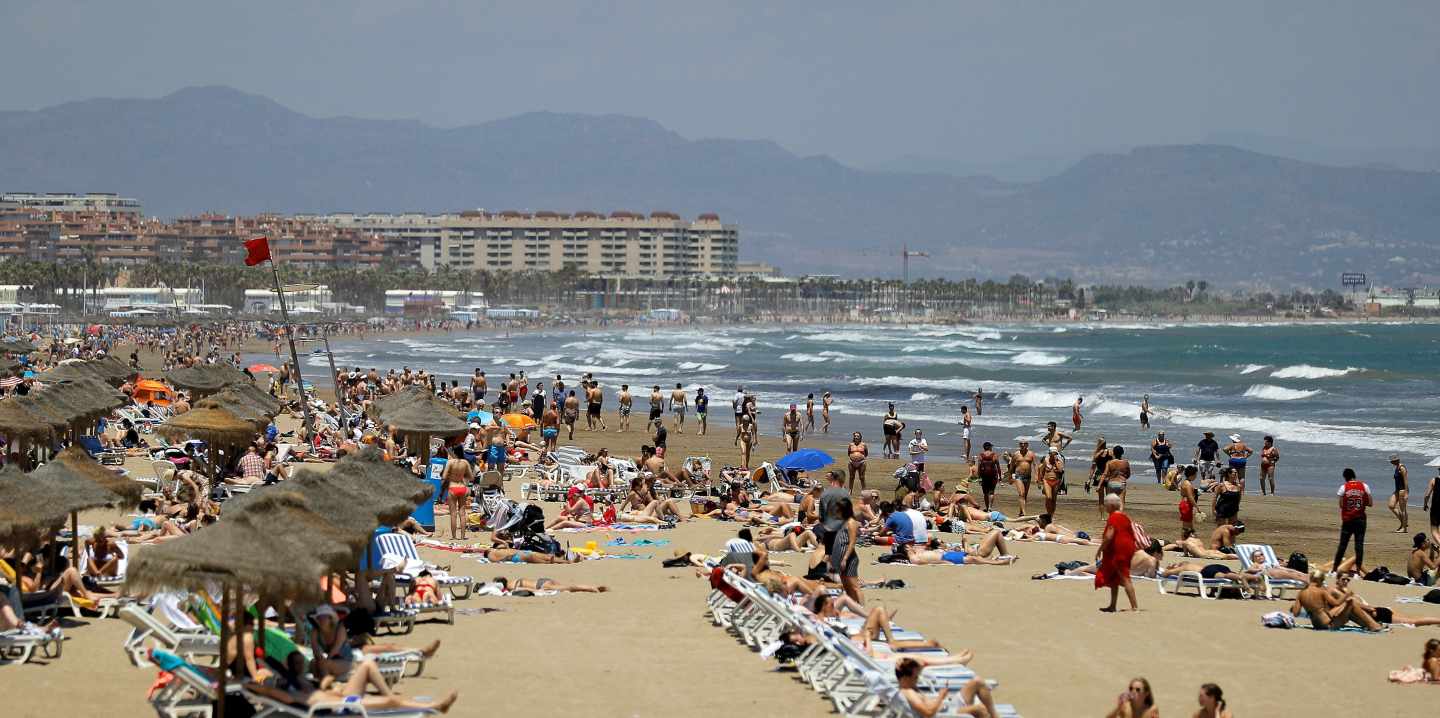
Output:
[1259,435,1279,495]
[821,391,832,434]
[1139,394,1150,429]
[1072,396,1084,432]
[973,387,983,416]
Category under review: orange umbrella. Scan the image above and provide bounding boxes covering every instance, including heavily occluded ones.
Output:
[499,413,537,429]
[248,363,280,373]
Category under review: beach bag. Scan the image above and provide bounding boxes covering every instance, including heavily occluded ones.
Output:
[1424,589,1440,604]
[1055,560,1087,572]
[1285,552,1308,574]
[918,472,934,493]
[1260,611,1295,629]
[877,553,906,564]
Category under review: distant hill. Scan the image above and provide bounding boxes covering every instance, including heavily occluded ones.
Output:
[3,86,1440,287]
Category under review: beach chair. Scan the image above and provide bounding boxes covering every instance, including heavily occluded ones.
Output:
[77,434,126,466]
[1158,567,1248,600]
[147,648,236,718]
[119,604,220,668]
[241,683,440,718]
[1235,543,1308,599]
[72,538,129,590]
[0,625,62,665]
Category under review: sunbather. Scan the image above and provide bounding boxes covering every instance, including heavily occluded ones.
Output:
[755,525,820,552]
[1291,570,1382,631]
[491,576,609,593]
[1330,571,1440,627]
[905,535,1017,566]
[896,656,998,718]
[481,548,580,564]
[1162,529,1232,560]
[1041,541,1163,580]
[545,489,594,530]
[84,527,125,579]
[1159,561,1263,594]
[1240,548,1308,583]
[244,662,458,713]
[15,553,114,604]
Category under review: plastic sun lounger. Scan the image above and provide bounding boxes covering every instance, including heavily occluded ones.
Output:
[1235,543,1308,599]
[148,647,239,718]
[0,625,62,665]
[77,434,126,466]
[374,532,470,609]
[242,684,440,718]
[74,538,129,590]
[119,604,220,668]
[1158,569,1248,600]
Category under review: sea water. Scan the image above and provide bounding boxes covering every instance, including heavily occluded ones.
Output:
[303,322,1440,498]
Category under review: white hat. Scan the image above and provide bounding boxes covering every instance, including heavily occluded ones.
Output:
[313,604,338,621]
[1228,434,1241,442]
[469,422,481,429]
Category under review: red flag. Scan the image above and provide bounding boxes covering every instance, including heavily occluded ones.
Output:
[243,236,271,266]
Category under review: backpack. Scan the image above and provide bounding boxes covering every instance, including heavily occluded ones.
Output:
[1285,552,1309,574]
[977,454,1000,478]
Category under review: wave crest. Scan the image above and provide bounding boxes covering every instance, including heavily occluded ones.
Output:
[1242,384,1320,401]
[1269,364,1361,380]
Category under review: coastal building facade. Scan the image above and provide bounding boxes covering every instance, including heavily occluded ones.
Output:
[0,192,142,216]
[310,210,739,279]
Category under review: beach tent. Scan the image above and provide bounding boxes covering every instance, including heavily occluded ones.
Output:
[133,379,175,407]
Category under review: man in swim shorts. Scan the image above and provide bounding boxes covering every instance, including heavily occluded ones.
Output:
[617,384,632,433]
[586,380,606,432]
[1004,440,1035,516]
[1194,431,1220,483]
[669,383,688,434]
[975,442,1001,511]
[540,402,560,453]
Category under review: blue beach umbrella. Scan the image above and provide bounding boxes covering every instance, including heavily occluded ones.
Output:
[775,449,834,472]
[467,409,494,425]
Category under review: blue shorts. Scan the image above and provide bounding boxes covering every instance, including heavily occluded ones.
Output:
[542,428,558,439]
[988,511,1009,523]
[941,550,968,565]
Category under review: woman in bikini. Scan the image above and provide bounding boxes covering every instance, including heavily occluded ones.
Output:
[1089,437,1112,504]
[1259,435,1279,495]
[491,576,608,593]
[440,446,472,541]
[847,432,868,491]
[545,488,594,530]
[84,526,125,579]
[738,412,757,470]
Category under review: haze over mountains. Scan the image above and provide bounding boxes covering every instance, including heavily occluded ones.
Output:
[2,86,1438,288]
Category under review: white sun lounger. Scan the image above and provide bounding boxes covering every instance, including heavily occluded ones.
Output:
[119,604,219,668]
[0,625,63,665]
[1235,543,1307,599]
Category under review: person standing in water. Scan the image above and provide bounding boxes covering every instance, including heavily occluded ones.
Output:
[1072,396,1084,432]
[1390,455,1410,533]
[959,405,973,460]
[804,393,816,435]
[882,403,904,459]
[1259,435,1279,495]
[695,387,709,436]
[1139,394,1150,429]
[669,383,688,434]
[1149,431,1173,484]
[973,387,983,416]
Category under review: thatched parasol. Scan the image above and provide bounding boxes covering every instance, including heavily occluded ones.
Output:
[87,354,137,385]
[374,393,467,464]
[156,405,257,446]
[165,364,248,397]
[0,338,37,354]
[10,394,70,432]
[32,453,144,557]
[221,380,282,416]
[35,360,106,385]
[53,445,144,509]
[196,394,270,428]
[329,447,434,508]
[0,465,70,548]
[0,398,57,445]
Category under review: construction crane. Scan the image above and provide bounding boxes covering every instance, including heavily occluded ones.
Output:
[902,245,930,284]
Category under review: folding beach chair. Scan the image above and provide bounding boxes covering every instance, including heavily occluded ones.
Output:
[0,625,62,665]
[1158,566,1248,599]
[77,434,126,466]
[119,604,219,668]
[1235,543,1307,599]
[73,538,129,590]
[147,648,236,718]
[241,683,440,718]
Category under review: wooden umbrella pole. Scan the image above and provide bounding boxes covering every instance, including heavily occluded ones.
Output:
[70,511,79,568]
[217,583,230,718]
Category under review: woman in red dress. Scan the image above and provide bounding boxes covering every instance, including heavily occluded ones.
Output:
[1096,493,1139,612]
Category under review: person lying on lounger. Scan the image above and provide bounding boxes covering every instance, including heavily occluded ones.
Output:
[1161,529,1232,560]
[896,656,998,718]
[904,535,1017,566]
[1240,549,1309,584]
[490,576,609,593]
[244,662,458,714]
[1159,561,1263,594]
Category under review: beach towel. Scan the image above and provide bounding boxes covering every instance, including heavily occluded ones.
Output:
[1388,666,1433,684]
[554,524,660,532]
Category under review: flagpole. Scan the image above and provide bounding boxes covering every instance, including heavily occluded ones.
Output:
[268,257,313,436]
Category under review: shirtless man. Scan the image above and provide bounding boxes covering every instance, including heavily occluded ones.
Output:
[647,386,664,431]
[617,384,632,432]
[1292,571,1381,631]
[471,369,487,404]
[905,535,1017,566]
[1041,421,1073,453]
[1210,522,1243,553]
[540,403,560,454]
[586,381,607,431]
[821,391,832,433]
[958,406,973,459]
[1259,435,1279,495]
[1408,533,1439,586]
[1178,464,1200,533]
[973,387,983,416]
[669,383,687,434]
[1072,396,1084,432]
[782,404,802,452]
[1160,561,1263,594]
[847,432,868,491]
[1038,447,1065,518]
[1005,440,1036,517]
[562,390,580,440]
[1162,528,1232,560]
[804,393,816,435]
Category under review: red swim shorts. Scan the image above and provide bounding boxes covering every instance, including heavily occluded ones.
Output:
[1178,499,1193,522]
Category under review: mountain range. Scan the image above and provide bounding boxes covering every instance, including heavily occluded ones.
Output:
[2,86,1439,288]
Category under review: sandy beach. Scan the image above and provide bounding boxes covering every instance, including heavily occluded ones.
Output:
[4,400,1435,718]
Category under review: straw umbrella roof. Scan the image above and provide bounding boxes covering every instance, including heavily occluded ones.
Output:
[0,338,36,354]
[374,389,467,436]
[320,447,433,513]
[0,399,58,442]
[221,381,282,416]
[127,495,357,599]
[53,445,144,509]
[39,378,127,420]
[156,405,257,446]
[165,364,248,396]
[35,360,106,385]
[369,385,434,421]
[88,354,137,384]
[0,465,71,546]
[196,394,269,427]
[11,394,71,431]
[30,459,136,510]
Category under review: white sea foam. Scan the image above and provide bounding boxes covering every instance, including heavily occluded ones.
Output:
[1269,364,1361,380]
[1242,384,1321,401]
[798,330,893,343]
[677,362,728,372]
[1051,327,1068,333]
[1239,364,1269,375]
[1010,351,1069,366]
[910,392,936,401]
[1164,407,1440,455]
[1007,389,1077,408]
[780,352,831,363]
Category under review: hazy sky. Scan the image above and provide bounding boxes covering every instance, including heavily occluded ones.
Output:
[5,1,1438,165]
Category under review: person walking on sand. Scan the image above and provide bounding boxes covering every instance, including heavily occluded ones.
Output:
[695,387,709,436]
[669,383,687,434]
[1178,464,1200,534]
[907,429,929,473]
[1425,468,1440,547]
[1005,439,1035,517]
[782,404,802,452]
[617,384,632,433]
[540,403,560,454]
[882,403,904,459]
[563,390,580,440]
[647,385,663,431]
[959,405,973,459]
[847,432,868,491]
[1096,493,1138,613]
[1072,396,1084,432]
[804,393,816,435]
[1390,454,1410,533]
[1334,467,1372,575]
[1039,447,1065,518]
[821,391,832,433]
[587,379,607,431]
[1149,431,1173,484]
[732,386,746,446]
[1259,435,1280,495]
[973,387,983,416]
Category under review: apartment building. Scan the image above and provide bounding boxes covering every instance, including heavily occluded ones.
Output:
[0,192,142,217]
[314,210,739,278]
